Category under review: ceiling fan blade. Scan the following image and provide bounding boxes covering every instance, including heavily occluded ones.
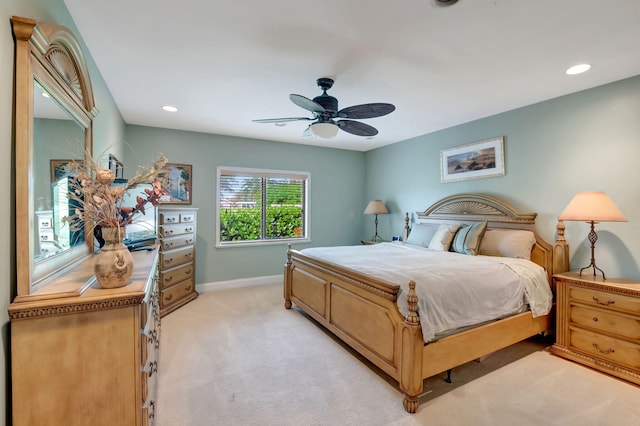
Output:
[336,120,379,137]
[337,103,395,119]
[301,126,314,139]
[252,117,313,123]
[290,94,325,113]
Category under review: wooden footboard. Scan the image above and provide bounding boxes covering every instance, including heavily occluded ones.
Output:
[284,247,421,382]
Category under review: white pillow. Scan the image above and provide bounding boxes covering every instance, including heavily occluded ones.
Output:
[428,224,460,251]
[405,223,439,247]
[478,229,536,260]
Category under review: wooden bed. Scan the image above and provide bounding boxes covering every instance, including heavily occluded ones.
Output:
[284,193,570,413]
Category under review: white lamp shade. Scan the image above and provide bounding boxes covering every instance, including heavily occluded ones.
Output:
[559,192,627,222]
[363,200,389,215]
[310,122,339,139]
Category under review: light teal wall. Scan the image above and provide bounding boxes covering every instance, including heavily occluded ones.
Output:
[2,0,126,422]
[124,125,366,283]
[366,75,640,279]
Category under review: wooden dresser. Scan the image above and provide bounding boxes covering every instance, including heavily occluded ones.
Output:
[158,207,198,316]
[9,249,161,426]
[551,271,640,385]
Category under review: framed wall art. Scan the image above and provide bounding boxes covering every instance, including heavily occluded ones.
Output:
[160,163,192,204]
[440,136,505,183]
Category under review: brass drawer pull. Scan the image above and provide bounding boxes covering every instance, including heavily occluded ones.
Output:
[165,276,173,283]
[592,317,598,322]
[592,343,615,354]
[164,258,173,264]
[592,296,614,306]
[165,294,173,302]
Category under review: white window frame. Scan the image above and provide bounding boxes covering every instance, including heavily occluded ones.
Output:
[216,166,311,247]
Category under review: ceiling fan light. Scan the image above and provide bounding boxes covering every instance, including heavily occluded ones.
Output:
[310,122,339,139]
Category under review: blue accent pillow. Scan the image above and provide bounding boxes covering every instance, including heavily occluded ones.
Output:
[405,223,439,247]
[451,221,487,255]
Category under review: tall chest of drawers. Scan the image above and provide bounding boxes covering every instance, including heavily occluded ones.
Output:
[158,207,198,316]
[9,249,160,426]
[551,272,640,385]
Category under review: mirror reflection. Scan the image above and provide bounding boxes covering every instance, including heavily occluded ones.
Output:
[33,80,85,262]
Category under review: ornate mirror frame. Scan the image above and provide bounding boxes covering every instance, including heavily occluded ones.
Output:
[12,16,98,296]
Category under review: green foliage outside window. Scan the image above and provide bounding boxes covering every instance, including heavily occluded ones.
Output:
[220,205,303,241]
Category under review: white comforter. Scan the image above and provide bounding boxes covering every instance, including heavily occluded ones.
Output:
[300,242,552,343]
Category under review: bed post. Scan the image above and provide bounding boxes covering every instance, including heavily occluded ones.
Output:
[402,212,410,241]
[284,243,293,309]
[400,280,423,413]
[553,219,570,274]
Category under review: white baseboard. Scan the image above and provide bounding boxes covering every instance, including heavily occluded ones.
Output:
[196,275,282,292]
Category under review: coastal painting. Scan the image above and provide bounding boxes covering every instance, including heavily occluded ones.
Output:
[159,163,192,204]
[441,137,505,182]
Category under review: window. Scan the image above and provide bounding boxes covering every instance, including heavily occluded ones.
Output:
[216,167,310,246]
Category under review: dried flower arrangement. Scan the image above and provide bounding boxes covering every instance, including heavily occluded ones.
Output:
[63,152,169,233]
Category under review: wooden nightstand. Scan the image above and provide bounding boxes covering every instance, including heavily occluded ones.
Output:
[550,271,640,385]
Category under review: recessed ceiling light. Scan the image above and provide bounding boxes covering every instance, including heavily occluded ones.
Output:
[41,92,50,98]
[162,105,178,112]
[566,64,591,75]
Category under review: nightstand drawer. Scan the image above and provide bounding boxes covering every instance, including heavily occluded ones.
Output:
[570,327,640,370]
[570,304,640,340]
[570,287,640,315]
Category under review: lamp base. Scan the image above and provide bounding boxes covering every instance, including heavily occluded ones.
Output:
[579,221,607,281]
[579,261,606,281]
[370,234,383,242]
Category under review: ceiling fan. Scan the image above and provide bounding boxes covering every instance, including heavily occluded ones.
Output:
[252,77,395,139]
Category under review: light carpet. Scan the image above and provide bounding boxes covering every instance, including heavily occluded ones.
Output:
[156,282,640,425]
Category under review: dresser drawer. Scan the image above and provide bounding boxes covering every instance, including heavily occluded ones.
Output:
[570,286,640,315]
[180,212,195,223]
[159,222,195,238]
[159,246,194,269]
[569,327,640,370]
[159,262,194,290]
[159,234,195,251]
[570,304,640,340]
[161,279,195,308]
[159,211,180,224]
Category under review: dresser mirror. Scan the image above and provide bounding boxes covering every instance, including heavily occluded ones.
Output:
[12,16,98,296]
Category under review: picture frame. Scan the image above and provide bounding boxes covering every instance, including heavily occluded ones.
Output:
[440,136,505,183]
[50,159,83,182]
[159,163,192,204]
[108,154,124,179]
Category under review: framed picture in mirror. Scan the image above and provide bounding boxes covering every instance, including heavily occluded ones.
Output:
[50,159,83,182]
[108,154,124,179]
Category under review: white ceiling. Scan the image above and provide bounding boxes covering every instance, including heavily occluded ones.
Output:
[63,0,640,151]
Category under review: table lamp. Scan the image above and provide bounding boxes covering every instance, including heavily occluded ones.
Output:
[559,191,627,280]
[363,200,389,242]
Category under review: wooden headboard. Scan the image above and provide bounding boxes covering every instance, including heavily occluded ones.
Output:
[402,193,569,283]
